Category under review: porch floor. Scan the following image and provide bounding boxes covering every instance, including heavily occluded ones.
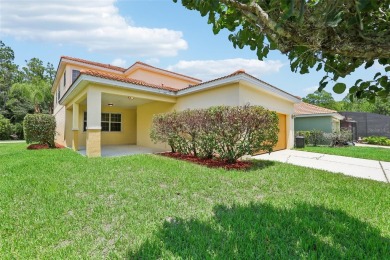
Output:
[78,145,166,157]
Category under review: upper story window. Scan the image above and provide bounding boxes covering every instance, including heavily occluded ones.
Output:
[72,70,80,83]
[63,71,66,88]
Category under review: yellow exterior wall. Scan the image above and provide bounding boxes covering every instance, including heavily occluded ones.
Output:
[238,83,295,149]
[77,105,137,147]
[53,105,66,146]
[127,69,196,90]
[136,101,174,149]
[174,83,240,110]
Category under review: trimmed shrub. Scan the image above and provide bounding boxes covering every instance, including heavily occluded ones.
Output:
[23,114,56,148]
[308,129,324,146]
[0,114,12,140]
[150,105,279,163]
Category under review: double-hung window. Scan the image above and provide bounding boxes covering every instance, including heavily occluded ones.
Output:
[83,112,121,132]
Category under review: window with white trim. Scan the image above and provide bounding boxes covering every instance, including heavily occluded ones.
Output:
[83,112,121,132]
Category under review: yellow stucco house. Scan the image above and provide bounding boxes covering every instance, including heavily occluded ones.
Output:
[52,56,300,157]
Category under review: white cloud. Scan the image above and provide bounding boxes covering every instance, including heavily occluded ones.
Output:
[166,58,284,80]
[111,58,127,67]
[0,0,187,57]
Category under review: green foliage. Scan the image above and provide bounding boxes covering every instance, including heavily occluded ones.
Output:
[363,136,390,146]
[308,129,325,147]
[302,90,340,110]
[11,122,24,140]
[340,95,390,116]
[0,114,12,140]
[324,129,353,147]
[23,114,56,147]
[0,41,55,123]
[174,0,390,100]
[151,105,279,163]
[295,131,311,145]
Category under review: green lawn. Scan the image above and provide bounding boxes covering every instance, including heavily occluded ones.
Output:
[296,146,390,162]
[1,143,389,258]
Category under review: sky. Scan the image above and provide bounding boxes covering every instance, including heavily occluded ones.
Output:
[0,0,385,100]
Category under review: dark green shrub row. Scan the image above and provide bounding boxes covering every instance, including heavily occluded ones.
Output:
[363,136,390,146]
[295,129,324,146]
[23,114,56,148]
[151,105,279,163]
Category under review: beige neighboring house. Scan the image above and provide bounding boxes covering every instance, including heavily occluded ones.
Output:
[294,102,344,133]
[52,56,300,157]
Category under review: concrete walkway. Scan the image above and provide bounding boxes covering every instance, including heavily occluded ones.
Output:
[253,150,390,183]
[78,145,166,157]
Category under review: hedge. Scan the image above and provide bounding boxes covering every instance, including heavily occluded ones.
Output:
[23,114,56,148]
[151,105,279,163]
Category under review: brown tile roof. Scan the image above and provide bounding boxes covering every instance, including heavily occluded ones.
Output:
[127,61,202,82]
[294,102,337,115]
[80,70,178,92]
[61,56,126,72]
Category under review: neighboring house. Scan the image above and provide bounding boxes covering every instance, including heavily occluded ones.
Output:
[52,56,300,157]
[294,102,344,133]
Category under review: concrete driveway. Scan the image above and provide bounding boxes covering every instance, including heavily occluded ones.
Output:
[253,150,390,183]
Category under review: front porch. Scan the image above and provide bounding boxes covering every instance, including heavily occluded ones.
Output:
[78,144,166,157]
[64,85,176,157]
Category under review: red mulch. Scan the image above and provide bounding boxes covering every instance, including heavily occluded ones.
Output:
[159,152,252,170]
[27,143,65,150]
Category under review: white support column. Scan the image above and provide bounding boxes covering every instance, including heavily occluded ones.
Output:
[86,88,102,157]
[72,103,80,151]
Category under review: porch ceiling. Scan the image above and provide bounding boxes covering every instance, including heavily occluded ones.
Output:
[80,93,153,108]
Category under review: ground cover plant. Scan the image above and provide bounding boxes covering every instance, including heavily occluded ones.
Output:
[1,143,389,258]
[297,146,390,162]
[363,136,390,146]
[151,105,279,163]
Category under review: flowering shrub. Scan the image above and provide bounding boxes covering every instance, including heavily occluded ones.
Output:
[23,114,56,148]
[150,105,279,163]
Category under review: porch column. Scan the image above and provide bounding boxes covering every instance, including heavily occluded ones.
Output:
[72,103,80,151]
[86,88,102,157]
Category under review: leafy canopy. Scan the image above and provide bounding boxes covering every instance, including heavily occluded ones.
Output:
[174,0,390,100]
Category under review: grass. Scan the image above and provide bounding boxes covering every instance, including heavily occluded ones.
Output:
[296,146,390,162]
[1,143,389,258]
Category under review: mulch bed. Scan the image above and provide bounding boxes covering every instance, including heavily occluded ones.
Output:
[27,143,65,150]
[159,152,252,170]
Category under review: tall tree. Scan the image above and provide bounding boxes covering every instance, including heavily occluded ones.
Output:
[174,0,390,100]
[0,41,21,113]
[302,90,339,110]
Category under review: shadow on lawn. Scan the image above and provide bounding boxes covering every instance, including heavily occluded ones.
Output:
[128,202,389,259]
